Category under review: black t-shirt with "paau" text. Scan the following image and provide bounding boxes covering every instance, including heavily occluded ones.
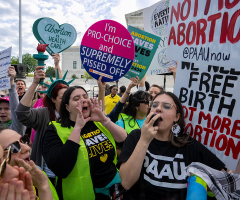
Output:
[118,129,225,200]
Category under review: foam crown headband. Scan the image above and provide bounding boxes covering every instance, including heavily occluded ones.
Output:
[38,69,75,98]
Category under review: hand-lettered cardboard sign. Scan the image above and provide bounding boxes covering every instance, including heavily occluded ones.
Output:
[0,47,11,78]
[0,47,12,90]
[144,0,177,75]
[33,18,77,55]
[167,0,240,68]
[80,20,135,82]
[174,62,240,172]
[124,26,161,81]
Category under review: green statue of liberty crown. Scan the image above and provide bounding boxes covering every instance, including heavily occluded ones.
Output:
[38,69,75,98]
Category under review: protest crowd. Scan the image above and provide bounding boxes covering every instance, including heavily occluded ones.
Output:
[1,0,240,199]
[0,51,239,200]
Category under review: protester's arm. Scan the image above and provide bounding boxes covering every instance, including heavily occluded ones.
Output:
[97,76,106,111]
[43,124,80,178]
[90,98,127,142]
[138,74,146,91]
[20,66,45,107]
[8,67,26,136]
[120,76,139,103]
[120,113,160,190]
[52,53,63,79]
[169,61,178,83]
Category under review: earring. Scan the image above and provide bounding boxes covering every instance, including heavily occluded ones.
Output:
[172,123,181,137]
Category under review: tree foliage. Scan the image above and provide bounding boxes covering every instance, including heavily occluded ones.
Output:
[11,53,38,75]
[83,70,93,80]
[45,66,55,77]
[72,74,79,79]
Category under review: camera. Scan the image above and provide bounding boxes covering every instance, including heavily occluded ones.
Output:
[12,64,26,79]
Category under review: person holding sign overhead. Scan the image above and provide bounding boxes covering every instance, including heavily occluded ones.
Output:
[118,91,225,200]
[104,85,121,115]
[0,66,26,136]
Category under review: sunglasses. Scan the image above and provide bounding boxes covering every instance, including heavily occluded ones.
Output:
[112,88,118,91]
[150,101,176,110]
[0,146,11,179]
[139,99,150,105]
[4,135,30,154]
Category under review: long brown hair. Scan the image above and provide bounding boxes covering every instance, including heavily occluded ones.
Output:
[43,83,68,121]
[151,91,192,147]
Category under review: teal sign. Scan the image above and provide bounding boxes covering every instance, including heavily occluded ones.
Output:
[124,26,161,80]
[32,17,77,55]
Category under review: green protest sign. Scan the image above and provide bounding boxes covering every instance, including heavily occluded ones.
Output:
[124,26,161,80]
[32,17,77,55]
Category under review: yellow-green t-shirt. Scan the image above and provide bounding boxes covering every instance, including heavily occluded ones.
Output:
[104,94,121,115]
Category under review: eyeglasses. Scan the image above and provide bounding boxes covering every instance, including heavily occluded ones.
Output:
[150,101,177,110]
[4,135,30,154]
[0,146,11,179]
[0,95,5,98]
[112,88,118,91]
[139,99,150,105]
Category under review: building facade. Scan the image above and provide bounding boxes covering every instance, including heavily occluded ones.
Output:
[61,46,85,79]
[125,9,144,30]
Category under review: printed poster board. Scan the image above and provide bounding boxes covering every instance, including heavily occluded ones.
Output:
[33,17,77,55]
[80,20,135,82]
[144,0,176,75]
[124,26,161,80]
[168,1,240,171]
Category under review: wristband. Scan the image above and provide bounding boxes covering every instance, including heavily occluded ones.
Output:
[102,117,111,127]
[126,91,130,95]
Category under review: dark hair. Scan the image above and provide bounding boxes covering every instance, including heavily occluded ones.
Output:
[145,81,150,91]
[136,81,150,91]
[110,85,117,90]
[150,84,164,92]
[151,91,191,147]
[120,85,126,93]
[123,91,151,128]
[43,83,68,121]
[15,79,26,86]
[59,86,88,128]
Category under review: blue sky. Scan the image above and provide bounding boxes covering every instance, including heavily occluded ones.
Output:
[0,0,160,67]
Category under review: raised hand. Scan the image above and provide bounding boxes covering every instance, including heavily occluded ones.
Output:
[89,98,106,122]
[33,66,45,84]
[128,76,139,89]
[52,53,60,67]
[15,158,49,190]
[8,66,16,85]
[75,99,91,129]
[97,76,106,90]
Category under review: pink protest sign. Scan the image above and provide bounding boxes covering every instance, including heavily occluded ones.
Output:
[80,19,135,82]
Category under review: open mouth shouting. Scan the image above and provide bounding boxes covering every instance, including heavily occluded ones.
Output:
[82,106,88,113]
[23,155,31,164]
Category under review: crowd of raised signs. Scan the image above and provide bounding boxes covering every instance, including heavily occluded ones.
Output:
[0,53,240,200]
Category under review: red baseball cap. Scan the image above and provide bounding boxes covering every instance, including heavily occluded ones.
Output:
[0,96,9,103]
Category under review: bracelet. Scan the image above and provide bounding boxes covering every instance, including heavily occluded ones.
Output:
[126,91,130,95]
[102,117,111,127]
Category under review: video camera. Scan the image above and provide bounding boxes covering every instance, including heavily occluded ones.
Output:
[12,64,27,79]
